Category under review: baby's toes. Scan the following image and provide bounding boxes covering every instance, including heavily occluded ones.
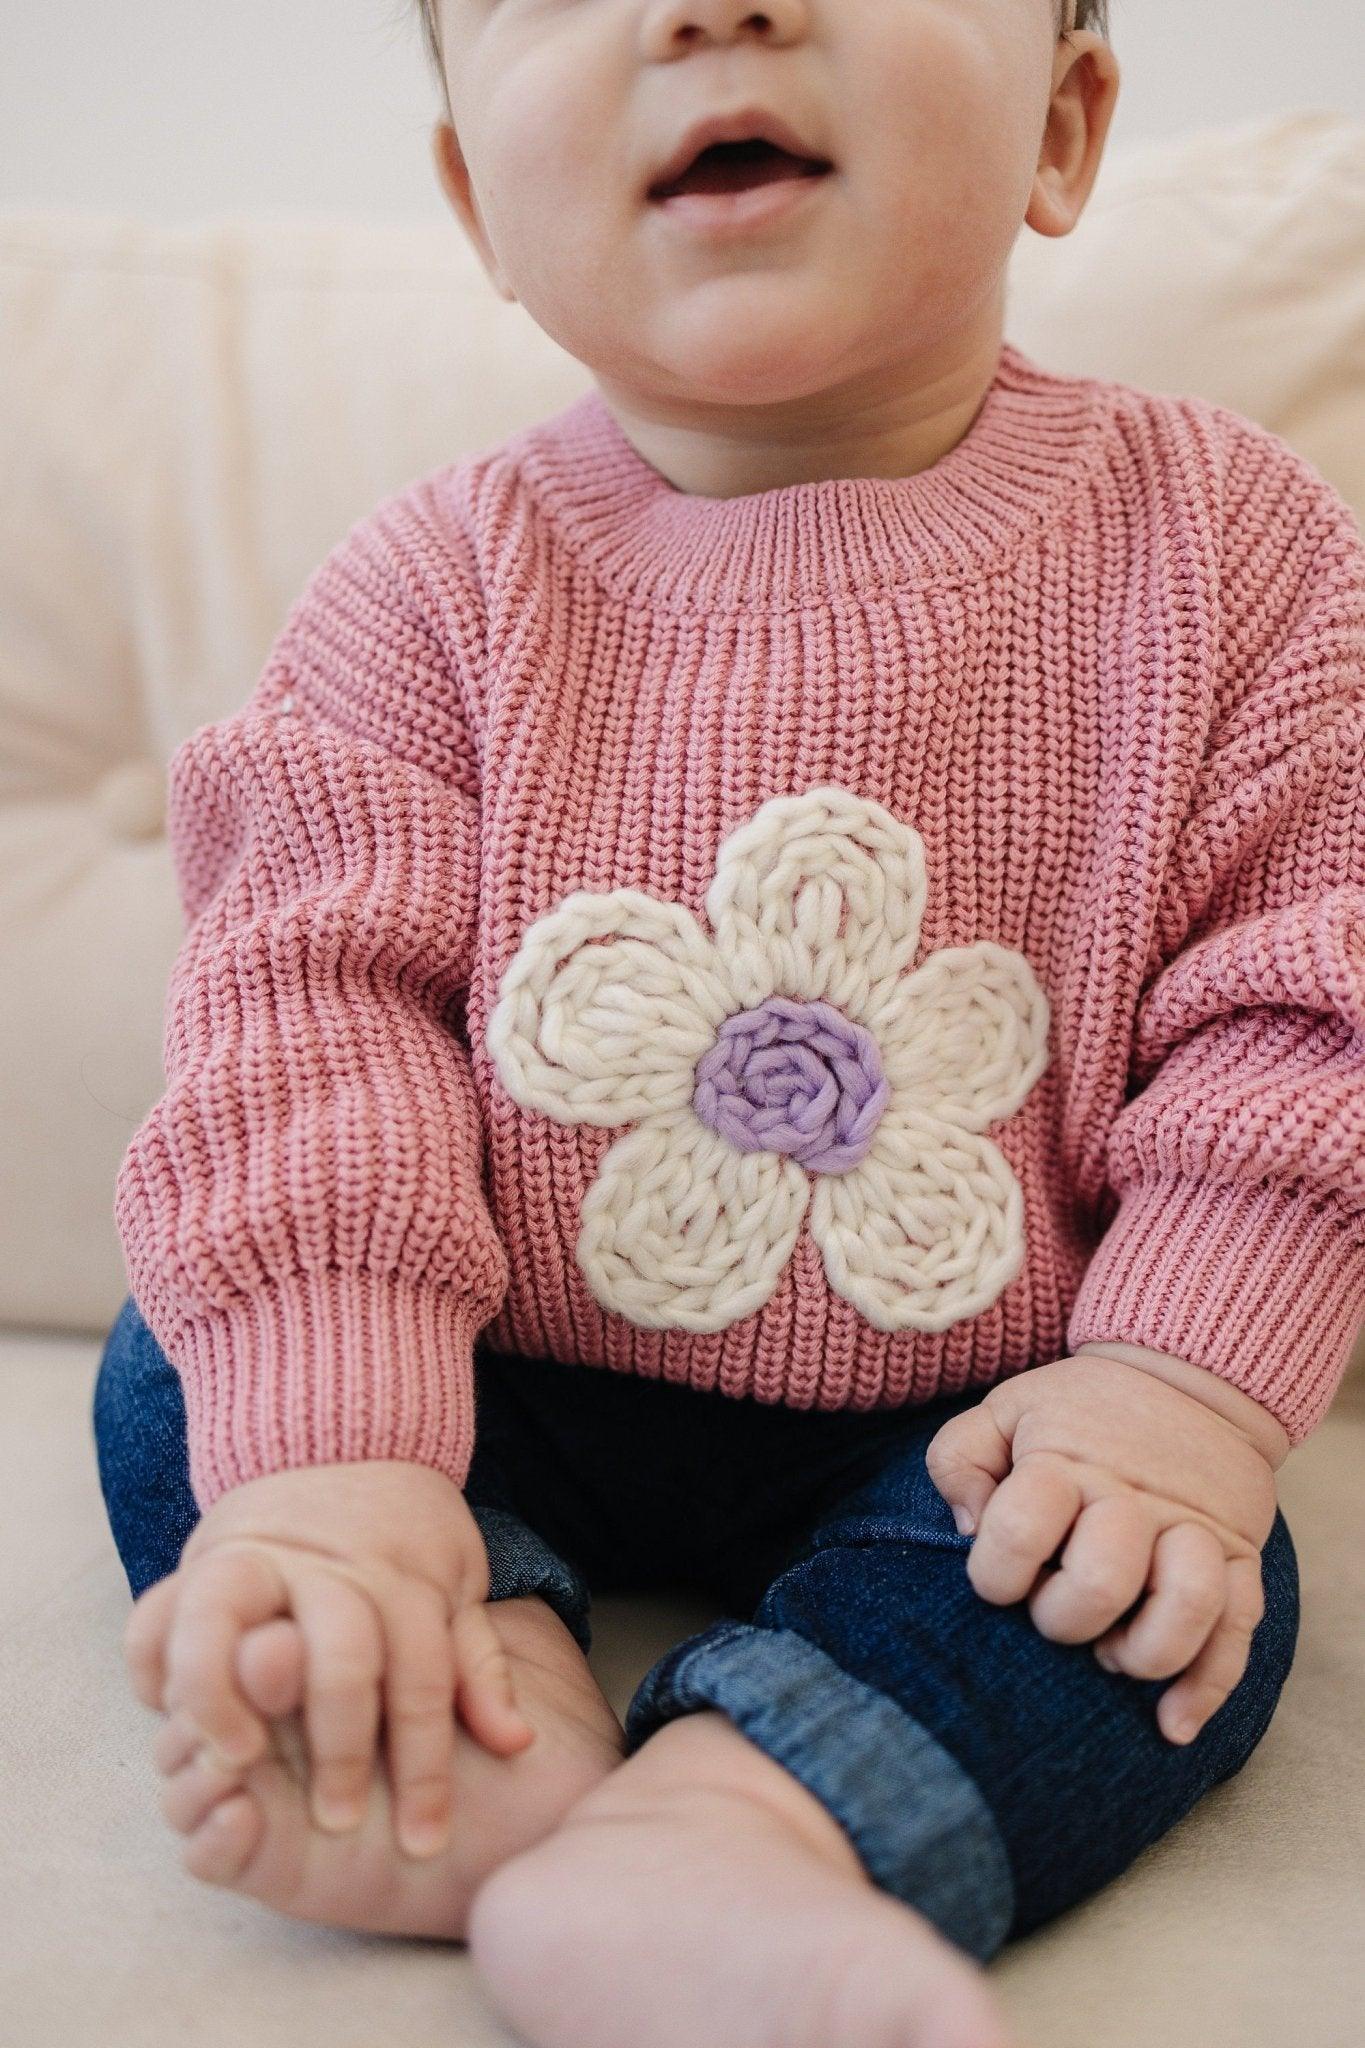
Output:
[152,1709,206,1779]
[181,1790,266,1888]
[235,1616,307,1722]
[160,1744,249,1836]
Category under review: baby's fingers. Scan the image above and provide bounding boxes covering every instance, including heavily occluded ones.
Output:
[451,1600,536,1757]
[163,1547,287,1766]
[1027,1493,1153,1644]
[967,1455,1083,1606]
[379,1578,459,1861]
[288,1569,385,1834]
[1094,1521,1226,1683]
[925,1401,1013,1535]
[1152,1554,1266,1746]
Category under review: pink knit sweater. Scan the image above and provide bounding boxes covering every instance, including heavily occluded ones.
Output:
[115,340,1365,1511]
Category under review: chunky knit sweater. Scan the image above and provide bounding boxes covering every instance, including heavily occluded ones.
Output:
[115,339,1365,1511]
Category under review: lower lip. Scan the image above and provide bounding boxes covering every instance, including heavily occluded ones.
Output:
[647,168,833,240]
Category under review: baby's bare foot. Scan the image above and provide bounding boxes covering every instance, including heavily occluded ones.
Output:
[469,1709,1017,2048]
[151,1595,626,1940]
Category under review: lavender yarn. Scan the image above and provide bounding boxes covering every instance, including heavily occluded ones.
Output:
[691,995,891,1174]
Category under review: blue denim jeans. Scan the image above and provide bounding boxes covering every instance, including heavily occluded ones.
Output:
[93,1294,1299,1963]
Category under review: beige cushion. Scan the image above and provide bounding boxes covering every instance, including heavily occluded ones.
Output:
[1007,107,1365,507]
[4,109,1365,2047]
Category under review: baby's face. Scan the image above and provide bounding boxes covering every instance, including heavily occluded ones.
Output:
[433,0,1115,415]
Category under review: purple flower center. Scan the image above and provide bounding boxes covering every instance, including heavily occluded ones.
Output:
[691,995,890,1174]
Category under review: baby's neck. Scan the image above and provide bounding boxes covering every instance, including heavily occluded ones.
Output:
[591,309,1008,501]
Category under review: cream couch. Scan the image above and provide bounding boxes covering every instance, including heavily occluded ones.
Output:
[3,108,1364,2048]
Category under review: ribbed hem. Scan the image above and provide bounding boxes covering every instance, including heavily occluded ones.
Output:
[169,1270,485,1509]
[503,339,1112,610]
[1067,1178,1365,1444]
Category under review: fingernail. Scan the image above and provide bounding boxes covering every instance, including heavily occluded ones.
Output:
[399,1817,448,1859]
[952,1506,976,1537]
[313,1795,364,1833]
[1095,1647,1119,1673]
[1166,1715,1197,1744]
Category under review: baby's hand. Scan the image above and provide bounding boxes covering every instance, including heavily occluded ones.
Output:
[924,1355,1279,1746]
[122,1460,535,1858]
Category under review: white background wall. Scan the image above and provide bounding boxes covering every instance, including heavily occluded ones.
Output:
[2,0,1363,222]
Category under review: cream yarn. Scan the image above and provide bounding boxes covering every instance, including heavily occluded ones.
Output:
[487,786,1051,1334]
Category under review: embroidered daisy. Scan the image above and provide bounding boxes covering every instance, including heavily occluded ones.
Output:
[487,785,1050,1335]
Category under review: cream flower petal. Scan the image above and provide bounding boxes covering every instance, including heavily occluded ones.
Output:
[487,890,732,1127]
[706,787,927,1024]
[874,941,1051,1130]
[807,1102,1027,1331]
[577,1108,811,1331]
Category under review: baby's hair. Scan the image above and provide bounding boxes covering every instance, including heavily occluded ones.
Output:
[412,0,444,93]
[409,2,1111,99]
[1061,0,1111,29]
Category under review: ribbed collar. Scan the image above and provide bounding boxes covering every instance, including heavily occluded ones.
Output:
[505,339,1112,611]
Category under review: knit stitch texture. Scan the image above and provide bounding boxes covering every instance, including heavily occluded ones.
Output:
[114,339,1365,1509]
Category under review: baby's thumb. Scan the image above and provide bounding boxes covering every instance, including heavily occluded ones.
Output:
[923,1401,1014,1536]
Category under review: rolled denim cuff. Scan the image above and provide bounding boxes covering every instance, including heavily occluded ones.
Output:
[623,1620,1015,1964]
[468,1502,593,1656]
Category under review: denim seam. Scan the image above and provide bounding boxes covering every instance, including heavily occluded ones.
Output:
[809,1523,970,1559]
[625,1619,1016,1964]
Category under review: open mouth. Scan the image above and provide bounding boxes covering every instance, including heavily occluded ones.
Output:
[648,137,835,204]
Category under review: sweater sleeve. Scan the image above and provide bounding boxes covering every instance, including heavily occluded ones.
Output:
[1067,425,1365,1444]
[114,494,510,1509]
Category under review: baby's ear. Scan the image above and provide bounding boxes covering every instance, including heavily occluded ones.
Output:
[430,119,519,304]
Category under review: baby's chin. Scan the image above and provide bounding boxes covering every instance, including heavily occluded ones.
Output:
[603,296,905,413]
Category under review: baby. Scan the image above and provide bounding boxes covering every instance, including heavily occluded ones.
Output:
[92,2,1365,2045]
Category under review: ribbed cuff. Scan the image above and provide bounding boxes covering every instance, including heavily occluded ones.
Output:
[1067,1178,1365,1445]
[171,1270,485,1509]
